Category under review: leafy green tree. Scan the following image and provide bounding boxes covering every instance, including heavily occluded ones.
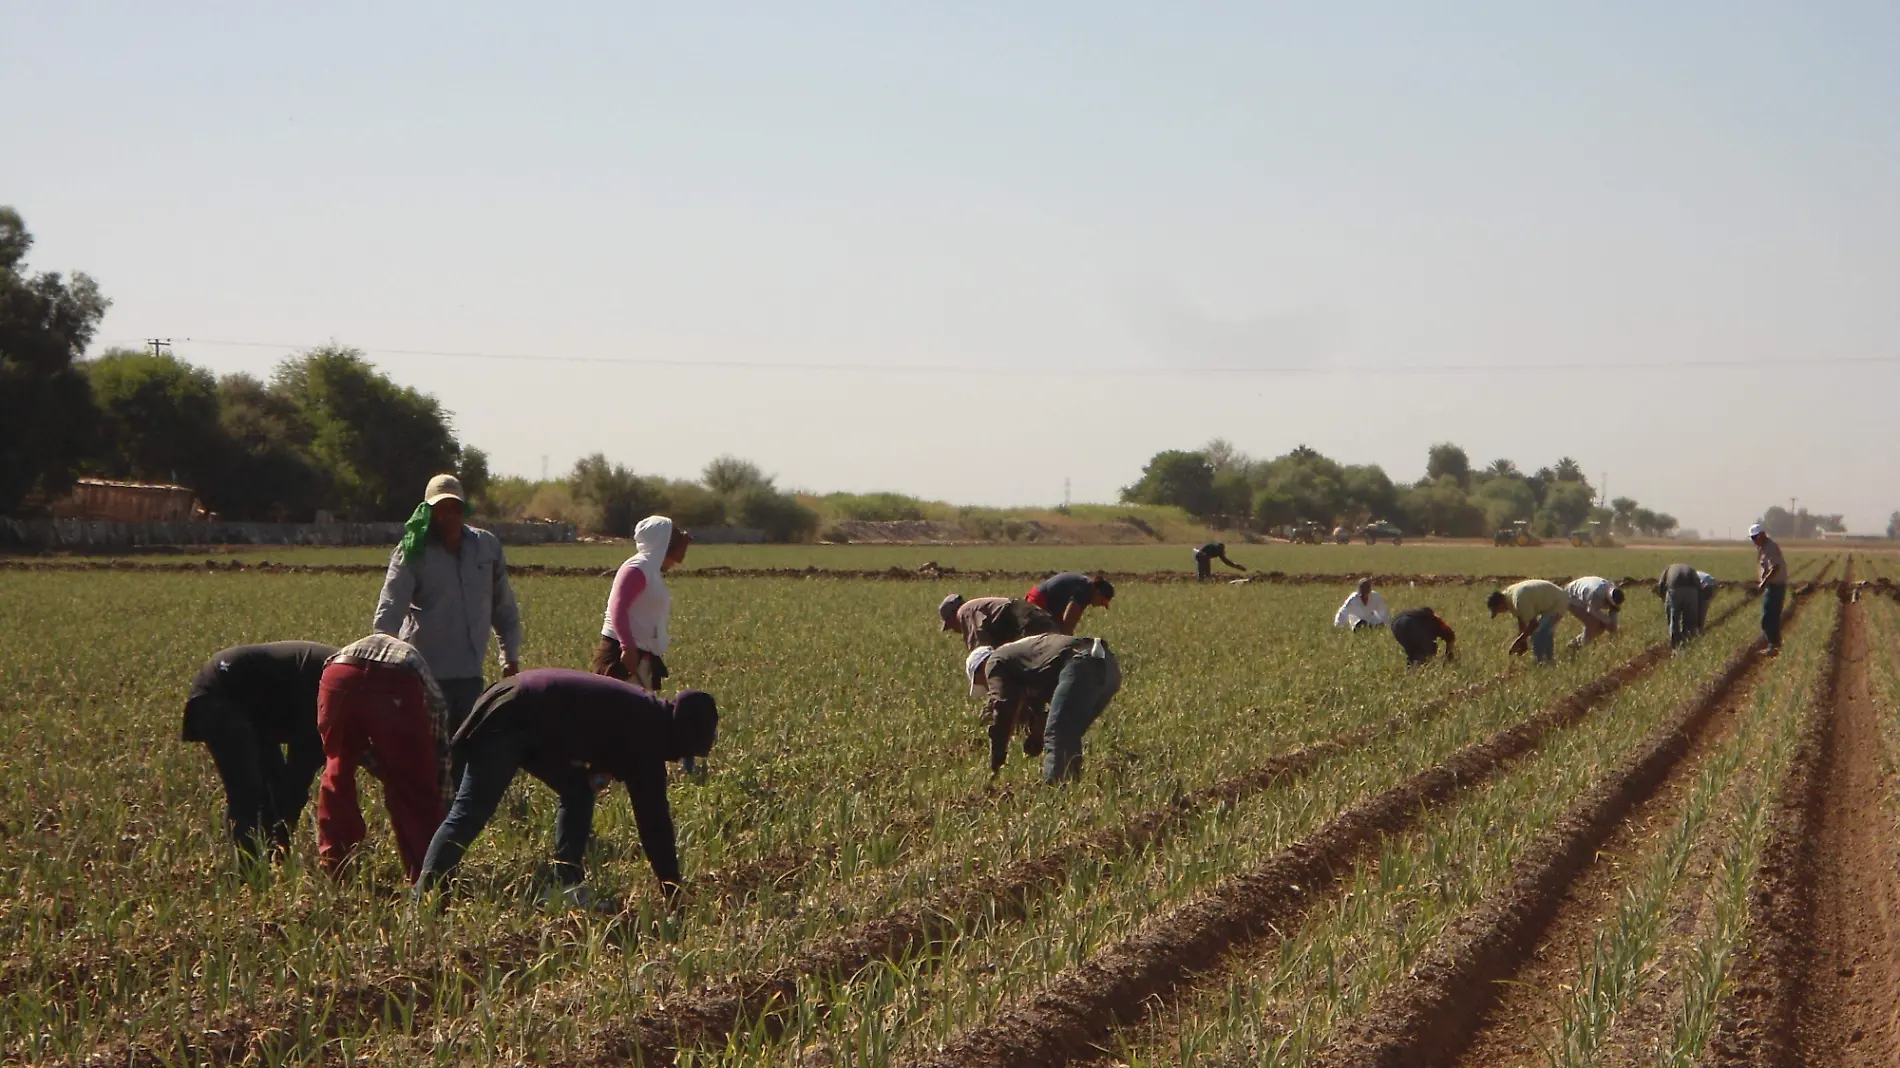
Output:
[271,347,459,519]
[0,207,107,514]
[1552,456,1586,483]
[85,348,223,486]
[1609,496,1639,535]
[703,455,772,497]
[1536,481,1597,535]
[1473,476,1536,529]
[1480,458,1520,483]
[730,483,819,542]
[1400,475,1487,537]
[1426,443,1472,490]
[207,373,329,519]
[658,479,727,529]
[1890,511,1900,540]
[569,453,661,537]
[455,446,491,509]
[1119,450,1216,517]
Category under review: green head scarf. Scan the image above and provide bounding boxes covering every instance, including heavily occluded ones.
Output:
[399,502,433,566]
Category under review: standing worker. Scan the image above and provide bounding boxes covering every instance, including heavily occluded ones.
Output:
[1024,572,1115,635]
[1334,578,1390,630]
[1749,523,1788,654]
[939,594,1059,652]
[315,634,453,881]
[415,669,718,907]
[1192,541,1247,581]
[1656,564,1705,647]
[1487,579,1571,664]
[593,516,691,690]
[1389,607,1457,666]
[1565,575,1624,647]
[181,642,337,859]
[373,474,523,739]
[965,633,1121,783]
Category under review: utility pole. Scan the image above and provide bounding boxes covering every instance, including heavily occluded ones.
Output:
[541,455,549,482]
[146,338,172,358]
[1063,477,1071,510]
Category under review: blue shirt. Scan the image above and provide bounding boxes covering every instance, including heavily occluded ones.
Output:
[1033,572,1095,618]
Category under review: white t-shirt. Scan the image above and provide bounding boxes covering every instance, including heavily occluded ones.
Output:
[1335,590,1390,628]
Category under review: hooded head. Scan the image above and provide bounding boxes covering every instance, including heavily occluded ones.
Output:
[633,516,675,560]
[667,689,719,761]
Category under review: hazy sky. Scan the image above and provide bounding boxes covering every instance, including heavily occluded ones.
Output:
[7,2,1898,535]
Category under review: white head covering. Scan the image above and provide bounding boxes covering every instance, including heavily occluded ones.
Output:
[964,646,994,699]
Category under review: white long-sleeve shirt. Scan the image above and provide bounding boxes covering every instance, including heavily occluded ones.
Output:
[1335,590,1390,629]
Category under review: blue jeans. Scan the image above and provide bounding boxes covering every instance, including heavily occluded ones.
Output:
[416,719,596,892]
[437,676,489,783]
[1665,586,1702,647]
[1531,614,1560,663]
[1761,584,1786,648]
[1042,645,1122,784]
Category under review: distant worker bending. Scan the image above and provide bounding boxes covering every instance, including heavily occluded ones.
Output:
[939,594,1059,652]
[1390,607,1456,666]
[1192,542,1247,581]
[1335,578,1390,631]
[965,633,1121,784]
[1025,572,1115,635]
[1488,579,1571,664]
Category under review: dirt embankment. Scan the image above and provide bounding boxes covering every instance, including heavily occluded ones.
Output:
[1714,565,1900,1068]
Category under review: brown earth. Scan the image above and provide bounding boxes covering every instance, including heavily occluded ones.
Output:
[1708,572,1900,1068]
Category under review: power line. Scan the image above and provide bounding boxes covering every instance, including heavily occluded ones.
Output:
[104,336,1900,378]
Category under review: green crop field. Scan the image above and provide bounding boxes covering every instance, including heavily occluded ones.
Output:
[1,549,1883,1066]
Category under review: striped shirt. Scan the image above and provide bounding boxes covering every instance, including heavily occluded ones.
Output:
[328,634,455,810]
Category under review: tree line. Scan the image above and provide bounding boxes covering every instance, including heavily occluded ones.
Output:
[1121,439,1681,539]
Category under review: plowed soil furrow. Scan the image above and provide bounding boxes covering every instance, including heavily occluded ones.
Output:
[1432,623,1787,1067]
[595,672,1514,1062]
[900,640,1678,1068]
[1715,572,1900,1067]
[1310,605,1790,1068]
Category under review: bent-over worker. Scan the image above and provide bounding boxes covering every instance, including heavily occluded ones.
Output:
[315,634,453,881]
[1656,564,1705,647]
[1390,607,1457,666]
[939,594,1059,652]
[1192,542,1247,581]
[1565,576,1624,647]
[1335,578,1390,630]
[1025,572,1114,635]
[1488,579,1570,664]
[966,633,1122,784]
[181,642,337,859]
[415,669,717,906]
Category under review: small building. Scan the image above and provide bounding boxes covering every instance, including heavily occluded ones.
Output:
[50,479,206,523]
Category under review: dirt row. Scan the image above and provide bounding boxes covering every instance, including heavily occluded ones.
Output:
[1715,564,1900,1067]
[1314,587,1816,1066]
[904,614,1750,1068]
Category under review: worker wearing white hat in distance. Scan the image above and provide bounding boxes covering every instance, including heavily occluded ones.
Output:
[965,633,1121,784]
[1749,523,1788,654]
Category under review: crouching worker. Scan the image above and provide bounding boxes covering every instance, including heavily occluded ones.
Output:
[966,634,1121,784]
[1193,542,1247,581]
[415,669,717,906]
[1335,578,1390,631]
[1390,607,1456,666]
[1489,579,1570,664]
[182,642,337,859]
[1656,564,1704,647]
[316,634,453,881]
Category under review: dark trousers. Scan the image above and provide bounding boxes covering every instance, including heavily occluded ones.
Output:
[1665,585,1703,647]
[316,662,444,881]
[417,720,597,891]
[437,676,487,783]
[195,698,323,857]
[1761,583,1787,648]
[1042,647,1122,784]
[1194,554,1211,580]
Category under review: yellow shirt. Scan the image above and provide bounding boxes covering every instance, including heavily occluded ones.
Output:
[1505,579,1570,624]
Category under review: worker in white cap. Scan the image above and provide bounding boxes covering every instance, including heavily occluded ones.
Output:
[1749,522,1788,654]
[964,633,1121,783]
[373,474,522,749]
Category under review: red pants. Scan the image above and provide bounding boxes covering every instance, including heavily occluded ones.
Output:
[317,661,444,881]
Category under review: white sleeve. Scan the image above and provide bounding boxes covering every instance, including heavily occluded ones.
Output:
[1334,597,1351,628]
